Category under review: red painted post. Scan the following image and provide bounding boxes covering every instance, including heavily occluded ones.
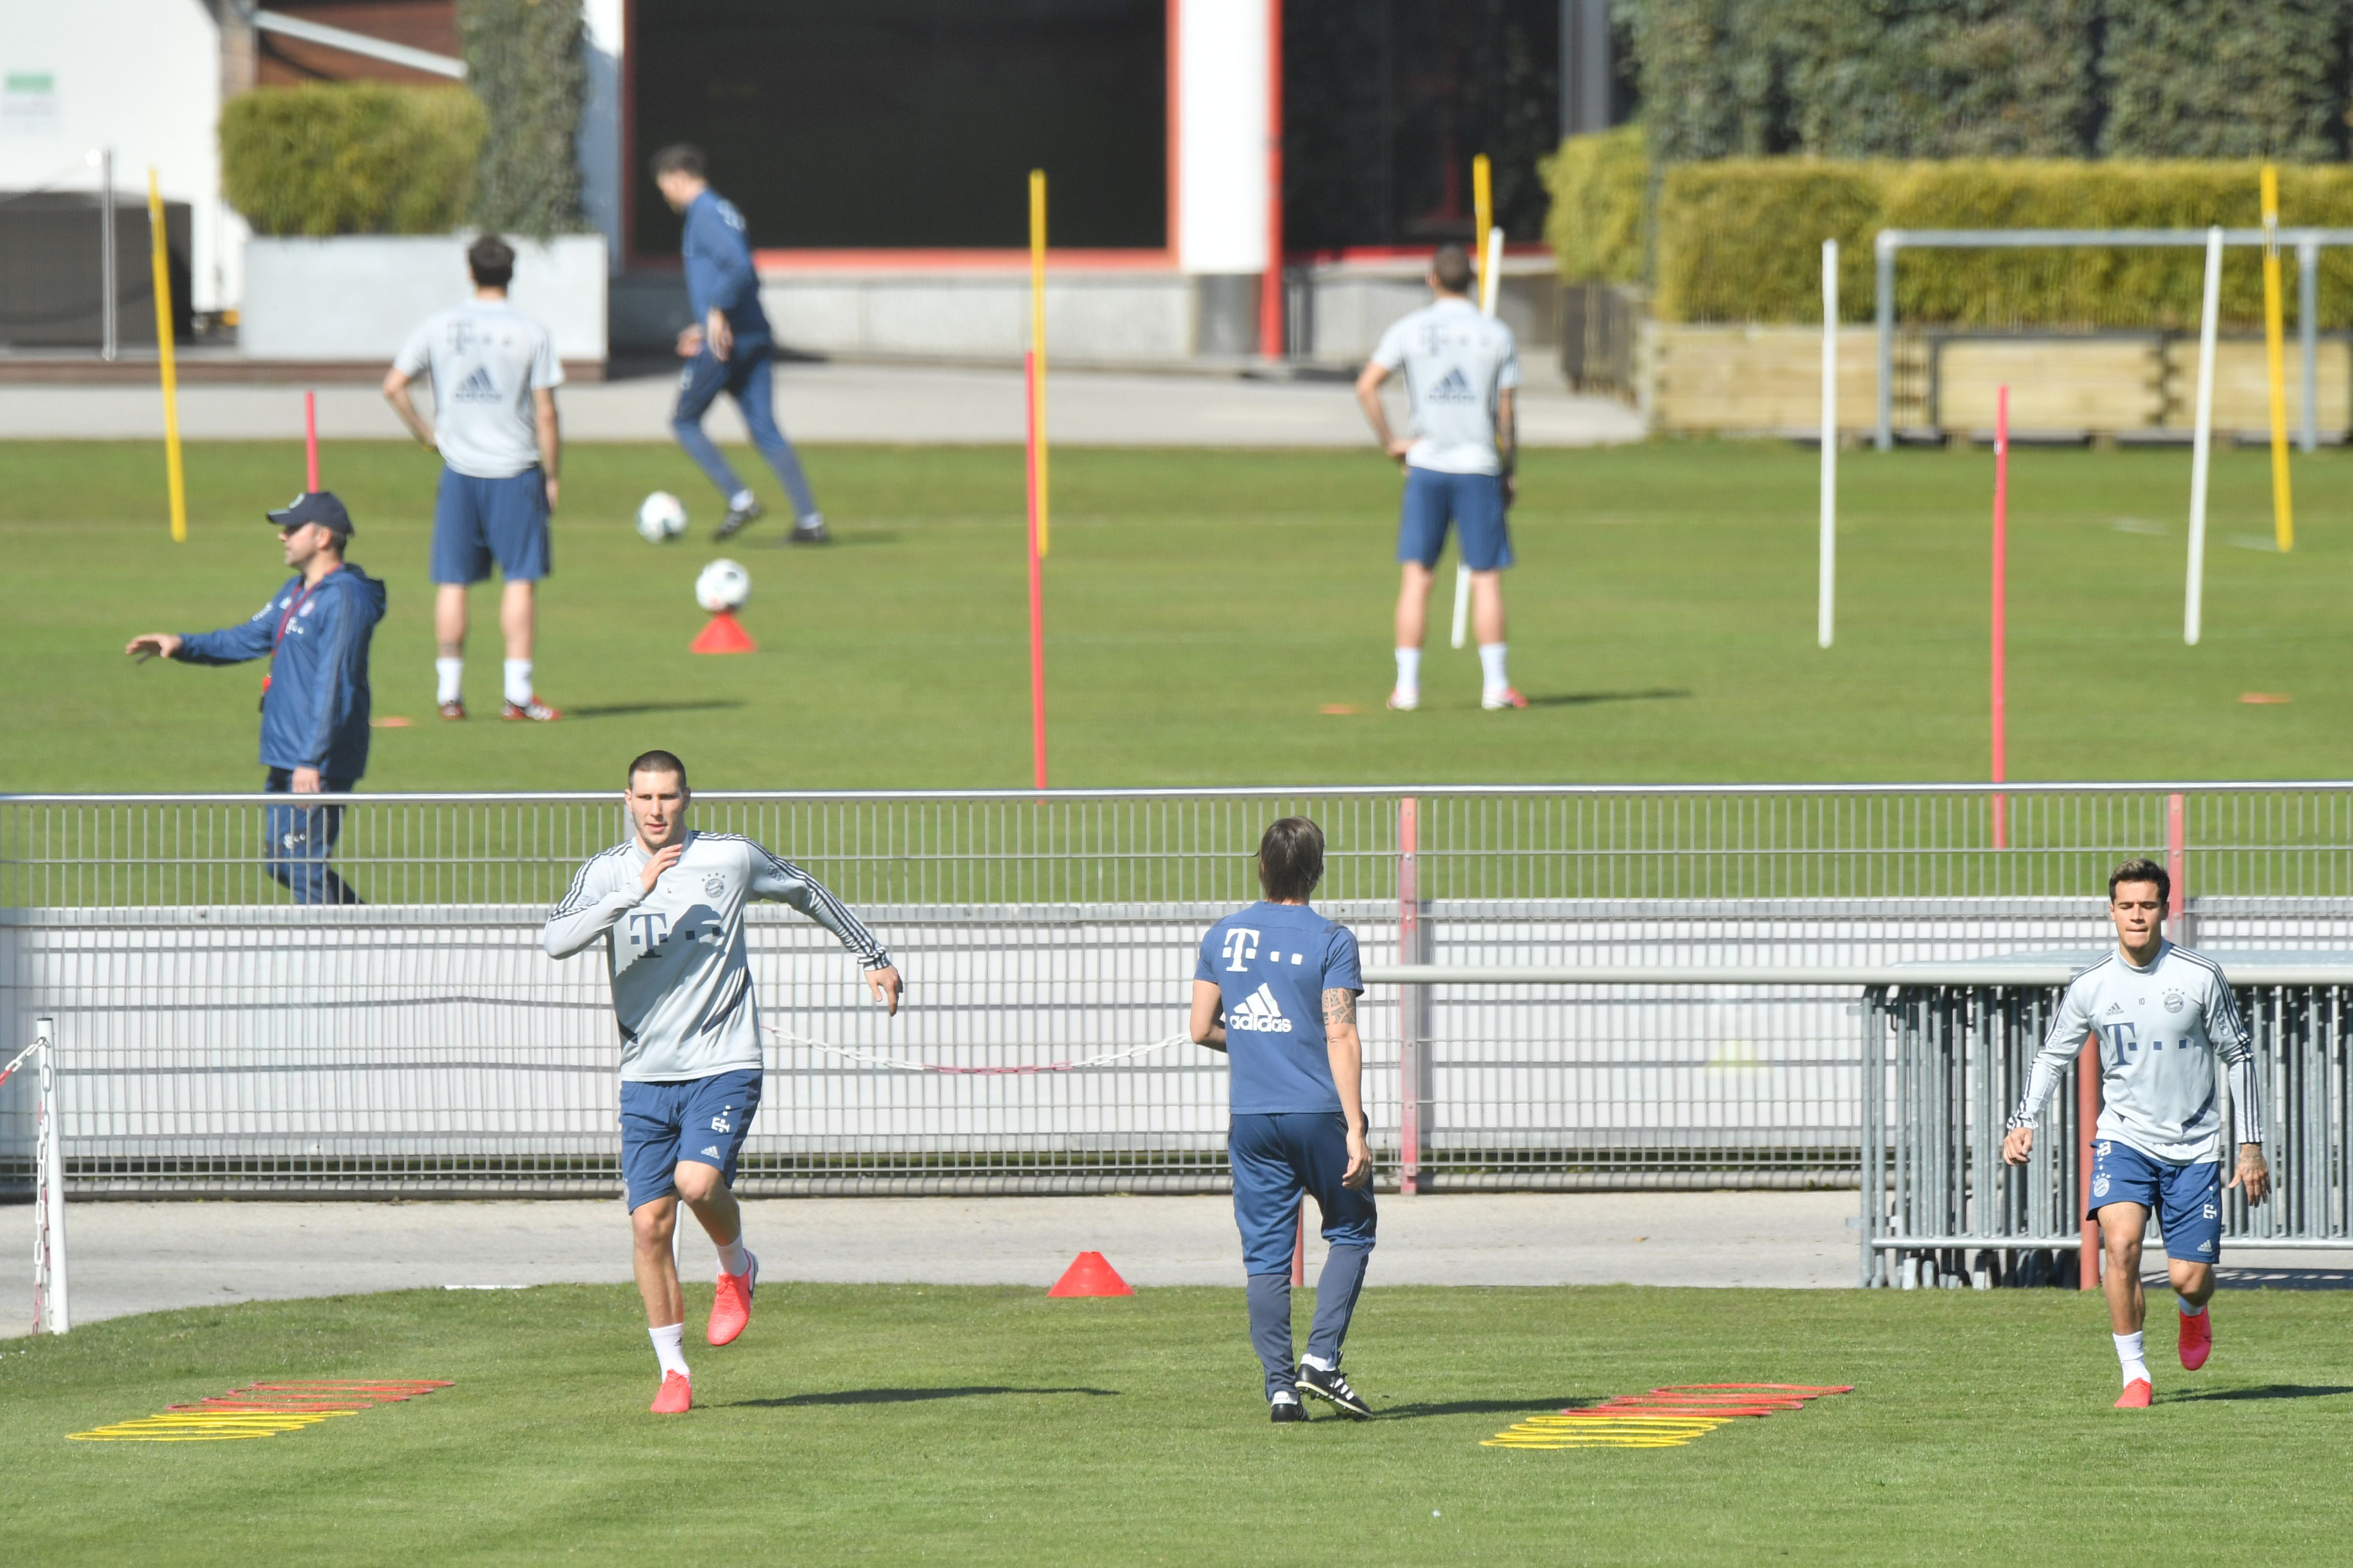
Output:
[2077,1033,2101,1290]
[1991,385,2008,850]
[1398,795,1420,1195]
[1290,1204,1306,1286]
[1259,0,1284,360]
[304,389,319,492]
[1024,351,1047,790]
[2166,792,2187,940]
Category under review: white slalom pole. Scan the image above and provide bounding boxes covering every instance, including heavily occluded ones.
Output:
[34,1017,67,1334]
[2186,224,2223,647]
[1451,225,1507,651]
[1820,238,1837,649]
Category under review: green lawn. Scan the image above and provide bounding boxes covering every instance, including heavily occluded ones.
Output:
[3,1282,2349,1564]
[1,438,2349,792]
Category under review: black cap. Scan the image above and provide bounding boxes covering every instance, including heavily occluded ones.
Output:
[267,491,354,538]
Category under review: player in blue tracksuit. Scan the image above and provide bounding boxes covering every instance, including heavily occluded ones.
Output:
[649,143,827,545]
[1192,817,1377,1423]
[124,492,387,903]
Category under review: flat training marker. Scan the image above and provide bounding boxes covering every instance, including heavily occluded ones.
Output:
[69,1378,451,1443]
[1047,1252,1133,1297]
[1482,1383,1850,1451]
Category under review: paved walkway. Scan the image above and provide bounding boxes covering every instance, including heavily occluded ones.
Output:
[0,361,1647,447]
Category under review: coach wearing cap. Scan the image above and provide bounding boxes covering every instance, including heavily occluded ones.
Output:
[124,492,388,904]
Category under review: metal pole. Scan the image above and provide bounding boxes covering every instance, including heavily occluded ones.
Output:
[1874,234,1895,451]
[1859,993,1879,1286]
[2298,237,2319,454]
[1820,238,1837,648]
[1397,796,1421,1195]
[34,1016,68,1334]
[100,150,116,362]
[2185,226,2222,647]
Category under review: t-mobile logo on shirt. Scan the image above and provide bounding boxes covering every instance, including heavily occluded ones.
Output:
[1222,928,1261,971]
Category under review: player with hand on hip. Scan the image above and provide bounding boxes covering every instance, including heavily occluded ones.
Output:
[545,749,902,1413]
[384,234,565,723]
[1192,817,1377,1423]
[1355,242,1524,712]
[649,143,829,545]
[2002,858,2268,1408]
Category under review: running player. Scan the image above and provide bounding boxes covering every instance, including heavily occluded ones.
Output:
[1354,243,1524,712]
[384,234,565,722]
[1191,817,1376,1423]
[649,143,829,545]
[544,750,901,1413]
[2001,858,2268,1408]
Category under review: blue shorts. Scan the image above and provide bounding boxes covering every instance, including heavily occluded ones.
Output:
[1229,1111,1377,1276]
[431,467,550,585]
[2089,1140,2223,1263]
[619,1068,763,1212]
[1397,467,1512,572]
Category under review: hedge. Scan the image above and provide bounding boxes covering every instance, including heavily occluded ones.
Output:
[220,84,485,237]
[1545,139,2353,328]
[459,0,586,240]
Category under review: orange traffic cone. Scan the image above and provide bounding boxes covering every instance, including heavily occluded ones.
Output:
[1047,1251,1134,1297]
[690,610,757,654]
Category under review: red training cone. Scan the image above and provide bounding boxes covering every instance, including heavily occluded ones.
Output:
[690,610,757,655]
[1047,1251,1134,1298]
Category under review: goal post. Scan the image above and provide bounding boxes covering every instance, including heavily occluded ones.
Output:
[4,1017,67,1334]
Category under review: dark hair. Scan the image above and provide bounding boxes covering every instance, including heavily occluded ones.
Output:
[649,143,706,181]
[2109,857,2169,906]
[468,233,515,289]
[1432,243,1474,294]
[627,749,689,789]
[1257,817,1325,903]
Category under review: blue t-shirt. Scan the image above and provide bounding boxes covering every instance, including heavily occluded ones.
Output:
[1195,902,1363,1115]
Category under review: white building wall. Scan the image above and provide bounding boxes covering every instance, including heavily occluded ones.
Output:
[1174,0,1268,276]
[577,0,624,273]
[0,0,241,313]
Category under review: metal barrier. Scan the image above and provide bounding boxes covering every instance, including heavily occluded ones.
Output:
[3,786,2351,1204]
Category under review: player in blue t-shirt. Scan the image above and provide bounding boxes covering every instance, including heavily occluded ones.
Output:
[1192,817,1376,1422]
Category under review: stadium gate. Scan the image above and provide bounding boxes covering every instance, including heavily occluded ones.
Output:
[3,784,2350,1305]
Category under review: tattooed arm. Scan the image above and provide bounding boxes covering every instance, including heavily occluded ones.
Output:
[1324,987,1372,1188]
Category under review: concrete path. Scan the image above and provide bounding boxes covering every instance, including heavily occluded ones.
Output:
[0,361,1647,448]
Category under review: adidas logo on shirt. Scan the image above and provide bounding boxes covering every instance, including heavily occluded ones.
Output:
[1228,982,1294,1034]
[1426,367,1476,403]
[452,365,500,403]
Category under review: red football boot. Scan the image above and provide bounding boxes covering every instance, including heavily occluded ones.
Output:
[650,1371,692,1414]
[2114,1378,2153,1409]
[708,1252,758,1347]
[2179,1307,2212,1371]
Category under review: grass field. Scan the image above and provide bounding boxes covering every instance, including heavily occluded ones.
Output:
[3,438,2351,792]
[3,1281,2350,1564]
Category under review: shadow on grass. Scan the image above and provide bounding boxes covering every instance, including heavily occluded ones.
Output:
[563,700,749,720]
[1523,688,1693,709]
[1376,1395,1595,1420]
[2160,1384,2353,1404]
[761,531,902,548]
[725,1385,1119,1408]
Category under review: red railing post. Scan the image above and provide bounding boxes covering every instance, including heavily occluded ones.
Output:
[1398,795,1420,1195]
[2077,1033,2101,1290]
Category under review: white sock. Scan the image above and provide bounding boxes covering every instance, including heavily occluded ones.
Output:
[2179,1295,2205,1318]
[1478,642,1510,695]
[435,658,462,705]
[730,488,756,512]
[716,1234,749,1276]
[1394,648,1421,694]
[649,1322,689,1379]
[2114,1331,2149,1385]
[1300,1352,1334,1372]
[503,659,533,706]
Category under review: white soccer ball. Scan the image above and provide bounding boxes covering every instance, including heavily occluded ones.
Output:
[636,491,688,543]
[695,558,751,613]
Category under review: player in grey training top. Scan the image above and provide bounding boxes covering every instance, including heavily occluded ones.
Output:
[384,233,567,724]
[544,749,902,1413]
[2002,858,2268,1408]
[1356,243,1525,712]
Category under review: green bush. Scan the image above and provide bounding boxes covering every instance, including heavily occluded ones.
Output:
[459,0,586,239]
[220,83,485,237]
[1541,126,1649,285]
[1635,155,2353,327]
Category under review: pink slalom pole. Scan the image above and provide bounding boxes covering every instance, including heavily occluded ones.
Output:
[304,390,319,492]
[1290,1205,1306,1287]
[1024,352,1047,790]
[1991,385,2008,851]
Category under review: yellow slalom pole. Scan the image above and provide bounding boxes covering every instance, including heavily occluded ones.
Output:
[1471,154,1493,297]
[2260,164,2293,552]
[149,169,187,543]
[1029,169,1048,558]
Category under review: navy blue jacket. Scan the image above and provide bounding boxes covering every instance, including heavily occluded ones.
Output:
[682,189,772,345]
[175,564,386,780]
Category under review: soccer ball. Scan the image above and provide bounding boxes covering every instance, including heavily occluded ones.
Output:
[695,558,751,613]
[636,491,688,543]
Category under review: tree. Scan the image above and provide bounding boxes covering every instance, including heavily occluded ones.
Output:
[458,0,587,238]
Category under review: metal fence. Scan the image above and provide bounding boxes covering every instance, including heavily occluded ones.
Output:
[3,785,2351,1204]
[1868,978,2353,1289]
